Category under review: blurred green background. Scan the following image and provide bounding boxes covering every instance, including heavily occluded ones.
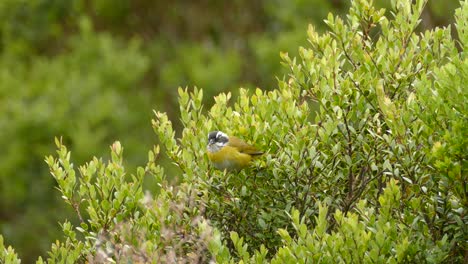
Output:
[0,0,460,261]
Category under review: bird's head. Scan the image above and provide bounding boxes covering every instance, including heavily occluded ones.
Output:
[207,131,229,152]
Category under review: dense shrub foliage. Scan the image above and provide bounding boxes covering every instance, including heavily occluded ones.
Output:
[1,0,466,262]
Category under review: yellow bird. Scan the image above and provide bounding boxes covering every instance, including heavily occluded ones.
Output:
[207,131,263,171]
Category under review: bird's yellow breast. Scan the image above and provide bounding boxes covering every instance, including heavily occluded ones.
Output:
[207,145,253,171]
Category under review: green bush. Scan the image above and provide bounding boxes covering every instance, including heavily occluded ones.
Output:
[1,0,466,262]
[0,235,21,264]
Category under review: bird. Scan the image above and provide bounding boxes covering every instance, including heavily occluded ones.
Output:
[207,131,263,171]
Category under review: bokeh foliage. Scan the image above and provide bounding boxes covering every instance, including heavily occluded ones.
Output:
[0,0,465,262]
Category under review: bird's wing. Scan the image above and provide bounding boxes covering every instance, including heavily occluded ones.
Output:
[228,136,263,156]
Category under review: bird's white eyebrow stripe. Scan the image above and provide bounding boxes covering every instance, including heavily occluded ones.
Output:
[216,131,227,139]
